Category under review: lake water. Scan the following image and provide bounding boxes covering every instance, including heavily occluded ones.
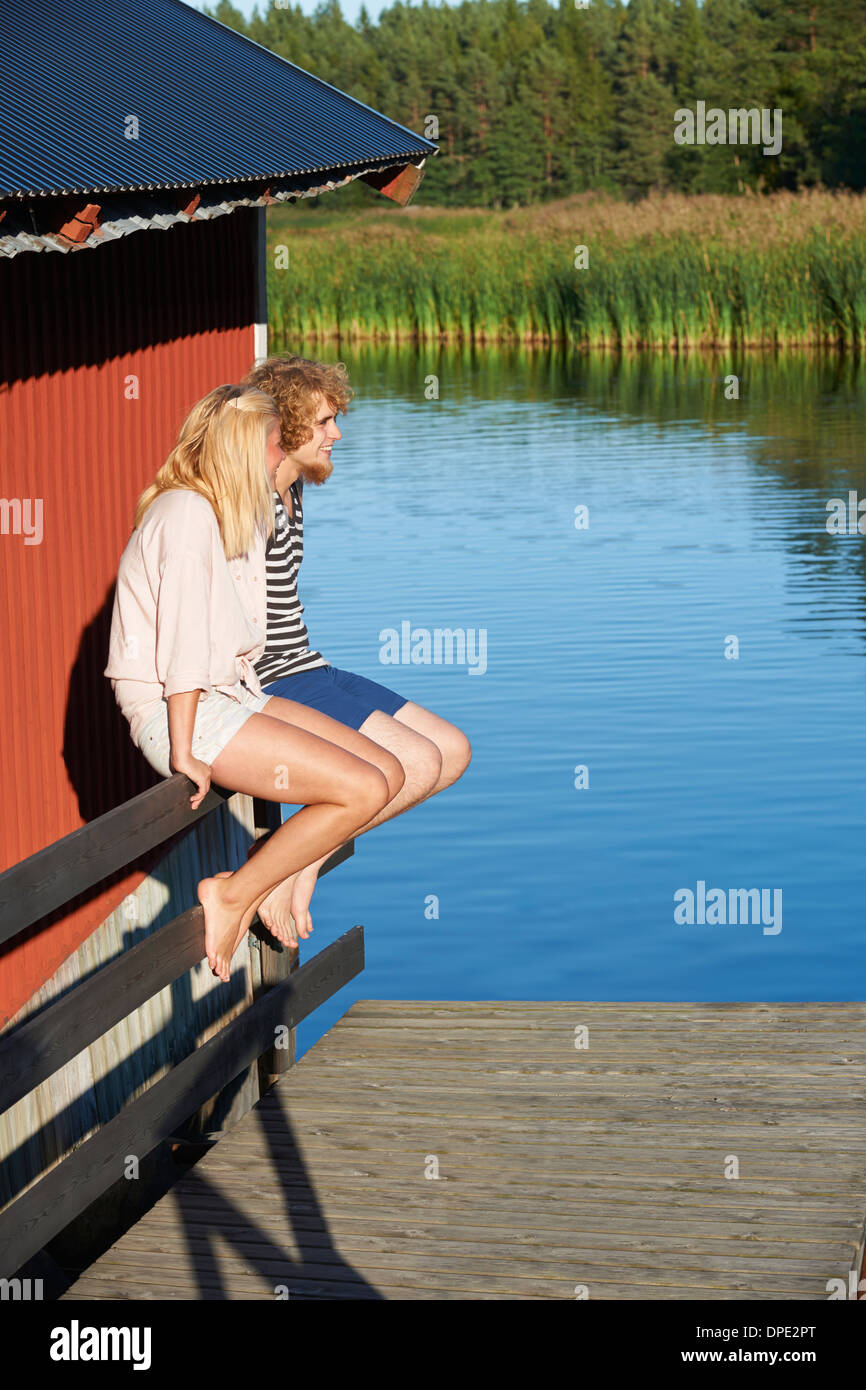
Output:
[282,346,866,1060]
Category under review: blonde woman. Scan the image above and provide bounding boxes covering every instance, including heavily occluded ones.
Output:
[105,384,398,982]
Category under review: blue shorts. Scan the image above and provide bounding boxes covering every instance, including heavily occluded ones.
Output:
[263,665,408,825]
[261,663,408,732]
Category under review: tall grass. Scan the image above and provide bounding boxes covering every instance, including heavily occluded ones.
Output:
[268,190,866,349]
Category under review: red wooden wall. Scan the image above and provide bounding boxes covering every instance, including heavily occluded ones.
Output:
[0,209,261,1024]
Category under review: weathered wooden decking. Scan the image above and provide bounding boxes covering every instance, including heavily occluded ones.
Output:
[61,1002,866,1300]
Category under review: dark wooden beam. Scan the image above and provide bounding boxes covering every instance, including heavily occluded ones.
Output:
[0,776,231,948]
[0,841,354,1116]
[0,907,203,1116]
[0,925,364,1279]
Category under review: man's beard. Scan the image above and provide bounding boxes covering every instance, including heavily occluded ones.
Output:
[299,456,333,485]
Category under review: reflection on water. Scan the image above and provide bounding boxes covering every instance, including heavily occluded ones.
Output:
[277,345,866,1054]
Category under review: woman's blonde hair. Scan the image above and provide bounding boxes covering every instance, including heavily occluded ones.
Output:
[134,384,278,558]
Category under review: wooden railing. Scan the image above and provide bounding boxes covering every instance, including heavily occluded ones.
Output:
[0,776,361,1280]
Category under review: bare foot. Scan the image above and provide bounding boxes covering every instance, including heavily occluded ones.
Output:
[288,861,320,941]
[246,838,300,947]
[198,872,261,983]
[244,840,324,951]
[257,873,300,949]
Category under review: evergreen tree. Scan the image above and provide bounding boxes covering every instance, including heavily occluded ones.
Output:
[203,0,866,205]
[612,0,677,195]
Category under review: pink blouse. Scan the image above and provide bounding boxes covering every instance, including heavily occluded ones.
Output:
[104,489,268,745]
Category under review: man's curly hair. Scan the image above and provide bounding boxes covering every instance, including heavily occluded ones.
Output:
[241,354,353,452]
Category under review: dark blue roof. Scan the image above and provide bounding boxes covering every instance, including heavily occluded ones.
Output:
[0,0,436,199]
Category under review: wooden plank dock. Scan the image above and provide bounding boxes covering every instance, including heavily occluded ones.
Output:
[61,1001,866,1301]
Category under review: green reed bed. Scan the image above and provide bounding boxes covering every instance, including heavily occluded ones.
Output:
[267,193,866,349]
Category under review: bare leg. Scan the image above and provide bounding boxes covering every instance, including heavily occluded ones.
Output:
[255,697,470,943]
[253,698,433,943]
[392,701,473,795]
[196,710,389,982]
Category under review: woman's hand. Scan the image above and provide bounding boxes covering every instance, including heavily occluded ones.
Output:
[166,690,209,808]
[170,751,212,810]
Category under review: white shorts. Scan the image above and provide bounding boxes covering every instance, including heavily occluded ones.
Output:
[136,687,273,779]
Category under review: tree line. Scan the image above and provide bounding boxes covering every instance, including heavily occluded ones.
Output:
[208,0,866,205]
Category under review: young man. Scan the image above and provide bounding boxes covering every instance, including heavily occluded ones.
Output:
[241,354,471,946]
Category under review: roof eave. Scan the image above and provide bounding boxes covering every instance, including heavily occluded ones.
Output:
[0,156,432,259]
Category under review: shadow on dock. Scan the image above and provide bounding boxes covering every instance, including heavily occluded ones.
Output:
[169,1088,384,1301]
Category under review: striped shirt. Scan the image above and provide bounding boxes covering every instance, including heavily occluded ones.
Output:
[253,484,327,685]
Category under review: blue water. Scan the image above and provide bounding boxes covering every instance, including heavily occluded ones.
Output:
[282,348,866,1058]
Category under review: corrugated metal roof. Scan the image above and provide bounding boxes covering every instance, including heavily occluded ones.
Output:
[0,0,437,199]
